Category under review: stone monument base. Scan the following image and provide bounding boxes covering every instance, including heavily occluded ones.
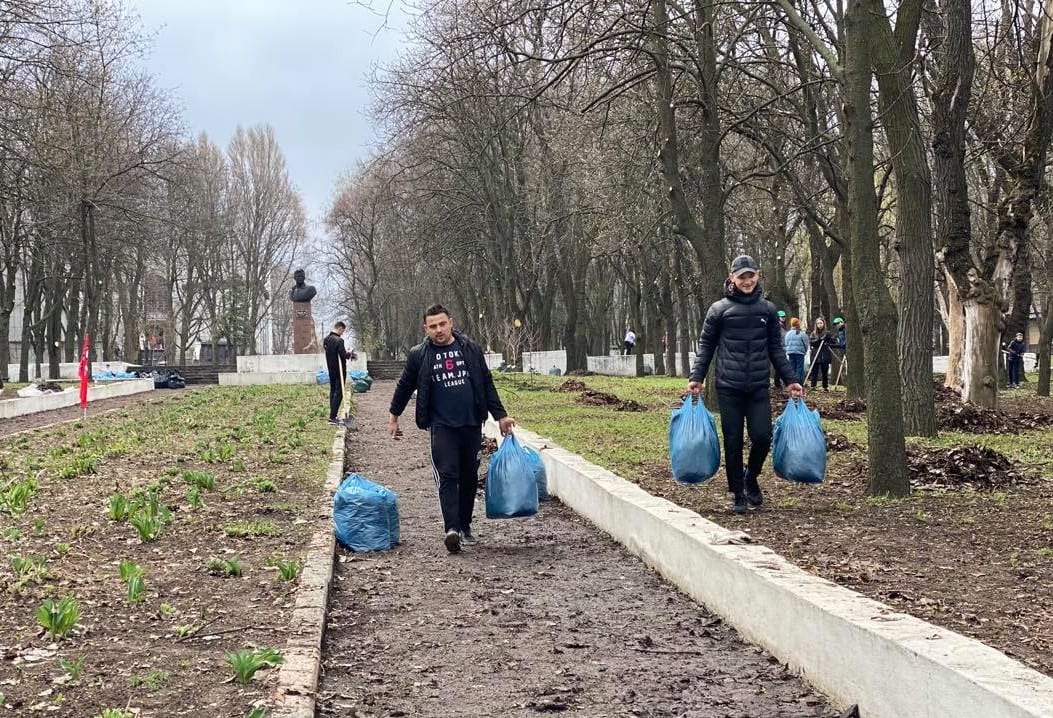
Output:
[292,302,318,354]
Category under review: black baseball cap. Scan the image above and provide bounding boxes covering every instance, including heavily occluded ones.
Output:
[731,255,759,277]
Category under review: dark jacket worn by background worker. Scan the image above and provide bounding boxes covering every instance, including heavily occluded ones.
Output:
[390,330,508,430]
[690,286,796,391]
[324,332,352,378]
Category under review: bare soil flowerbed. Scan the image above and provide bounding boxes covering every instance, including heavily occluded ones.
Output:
[497,374,1053,679]
[0,385,335,717]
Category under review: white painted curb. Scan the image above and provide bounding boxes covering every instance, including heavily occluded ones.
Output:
[0,378,155,419]
[218,371,318,386]
[269,430,343,718]
[485,422,1053,718]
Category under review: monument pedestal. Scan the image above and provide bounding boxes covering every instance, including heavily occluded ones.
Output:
[292,302,318,354]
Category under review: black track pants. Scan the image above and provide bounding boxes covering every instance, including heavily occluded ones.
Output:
[429,425,482,533]
[717,387,772,495]
[329,379,343,420]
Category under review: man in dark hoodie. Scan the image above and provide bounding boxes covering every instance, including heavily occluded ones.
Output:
[389,304,515,554]
[323,321,356,425]
[688,256,804,514]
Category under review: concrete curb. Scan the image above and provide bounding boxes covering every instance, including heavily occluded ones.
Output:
[269,429,344,717]
[0,378,154,419]
[218,371,318,386]
[486,422,1053,718]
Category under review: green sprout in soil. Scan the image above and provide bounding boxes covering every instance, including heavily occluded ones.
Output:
[59,656,86,681]
[107,494,129,521]
[54,542,70,557]
[186,486,203,508]
[1,477,37,516]
[56,454,100,480]
[207,557,242,577]
[225,646,283,684]
[224,520,280,538]
[274,559,300,582]
[247,707,268,718]
[94,709,134,718]
[252,478,277,493]
[159,602,177,616]
[36,595,80,639]
[183,470,216,491]
[129,669,168,690]
[10,554,52,587]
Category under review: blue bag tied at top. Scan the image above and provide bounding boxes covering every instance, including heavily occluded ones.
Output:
[772,398,827,484]
[485,434,540,518]
[333,473,400,551]
[522,445,549,501]
[668,394,721,484]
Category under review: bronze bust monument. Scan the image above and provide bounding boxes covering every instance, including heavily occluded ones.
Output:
[289,269,317,303]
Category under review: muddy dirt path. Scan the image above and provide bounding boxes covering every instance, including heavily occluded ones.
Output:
[317,384,838,718]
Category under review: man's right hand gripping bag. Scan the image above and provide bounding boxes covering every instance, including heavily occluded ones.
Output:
[485,434,540,518]
[668,395,721,484]
[772,398,827,484]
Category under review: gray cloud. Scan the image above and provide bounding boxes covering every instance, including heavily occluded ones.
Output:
[132,0,407,224]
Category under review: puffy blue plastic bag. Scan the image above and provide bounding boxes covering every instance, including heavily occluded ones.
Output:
[522,445,549,502]
[772,398,826,484]
[668,395,721,484]
[316,369,329,384]
[333,473,400,551]
[486,434,540,518]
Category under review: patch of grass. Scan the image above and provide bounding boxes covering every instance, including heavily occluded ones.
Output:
[224,520,280,538]
[251,477,277,493]
[776,496,800,509]
[129,669,169,690]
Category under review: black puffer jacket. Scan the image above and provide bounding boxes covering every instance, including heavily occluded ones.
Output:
[689,285,796,392]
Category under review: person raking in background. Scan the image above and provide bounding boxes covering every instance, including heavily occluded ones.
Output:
[389,304,516,554]
[1006,331,1026,389]
[324,321,356,425]
[784,317,808,384]
[808,317,834,391]
[688,255,804,514]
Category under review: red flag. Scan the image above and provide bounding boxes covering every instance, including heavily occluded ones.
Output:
[78,334,91,409]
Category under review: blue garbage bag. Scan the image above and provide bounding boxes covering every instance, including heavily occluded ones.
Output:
[772,398,826,484]
[486,434,539,518]
[522,445,549,502]
[668,395,721,484]
[333,473,400,551]
[316,369,329,384]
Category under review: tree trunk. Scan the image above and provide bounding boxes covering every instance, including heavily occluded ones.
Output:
[961,297,1001,406]
[1038,295,1053,395]
[943,270,966,390]
[846,0,909,496]
[864,0,935,436]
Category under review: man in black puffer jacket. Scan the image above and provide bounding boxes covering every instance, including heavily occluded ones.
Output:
[389,304,515,554]
[688,255,804,514]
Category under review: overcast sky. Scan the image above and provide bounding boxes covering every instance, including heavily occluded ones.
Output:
[132,0,407,234]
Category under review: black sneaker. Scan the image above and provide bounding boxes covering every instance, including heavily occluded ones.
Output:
[444,529,461,554]
[461,529,477,545]
[731,494,748,514]
[744,470,763,508]
[327,418,341,426]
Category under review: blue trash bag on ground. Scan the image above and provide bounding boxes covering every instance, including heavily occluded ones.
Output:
[486,434,540,518]
[668,395,721,484]
[522,445,549,501]
[333,473,400,551]
[772,398,827,484]
[316,369,329,384]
